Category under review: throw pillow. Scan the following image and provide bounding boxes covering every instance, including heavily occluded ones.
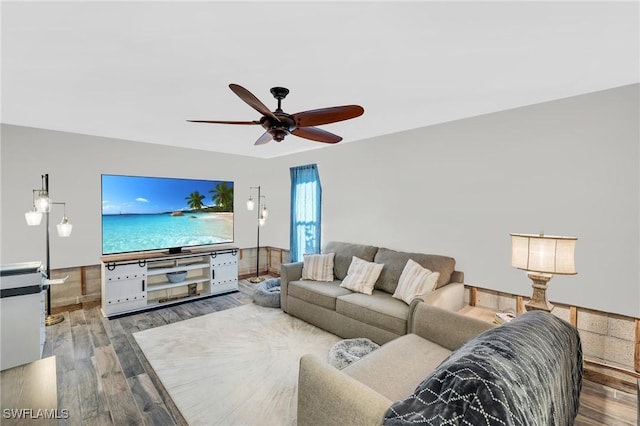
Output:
[302,253,335,282]
[392,259,440,304]
[340,256,384,295]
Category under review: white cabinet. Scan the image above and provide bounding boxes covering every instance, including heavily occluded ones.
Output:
[0,262,45,371]
[211,252,239,294]
[101,262,147,316]
[101,247,238,318]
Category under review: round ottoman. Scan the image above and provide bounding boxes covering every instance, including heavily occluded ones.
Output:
[328,338,380,369]
[253,278,281,308]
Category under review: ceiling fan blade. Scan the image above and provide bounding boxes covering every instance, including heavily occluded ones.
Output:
[292,127,342,144]
[187,120,260,125]
[254,131,273,145]
[292,105,364,127]
[229,84,280,123]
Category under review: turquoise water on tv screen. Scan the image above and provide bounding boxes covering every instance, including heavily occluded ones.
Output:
[102,212,233,255]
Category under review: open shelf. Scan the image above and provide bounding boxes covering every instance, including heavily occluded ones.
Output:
[146,277,210,292]
[147,262,210,276]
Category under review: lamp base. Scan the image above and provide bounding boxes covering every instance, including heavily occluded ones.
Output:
[524,273,554,312]
[248,276,265,284]
[45,314,64,326]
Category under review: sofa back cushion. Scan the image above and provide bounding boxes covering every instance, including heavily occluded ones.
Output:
[374,248,455,293]
[323,241,379,280]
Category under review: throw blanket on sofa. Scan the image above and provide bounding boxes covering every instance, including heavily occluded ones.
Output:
[384,311,582,426]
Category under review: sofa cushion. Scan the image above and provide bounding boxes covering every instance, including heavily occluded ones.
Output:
[288,280,352,311]
[336,291,409,335]
[340,256,384,295]
[374,247,456,293]
[392,259,440,304]
[343,333,452,402]
[323,241,379,280]
[302,253,335,282]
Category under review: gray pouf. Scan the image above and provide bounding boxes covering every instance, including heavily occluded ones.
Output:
[328,338,380,369]
[253,278,281,308]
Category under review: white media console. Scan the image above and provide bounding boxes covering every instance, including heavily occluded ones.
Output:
[100,246,238,318]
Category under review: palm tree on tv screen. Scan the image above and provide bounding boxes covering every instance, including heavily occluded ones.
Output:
[210,182,234,212]
[185,191,206,211]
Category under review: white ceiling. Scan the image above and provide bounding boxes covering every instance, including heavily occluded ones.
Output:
[2,1,638,159]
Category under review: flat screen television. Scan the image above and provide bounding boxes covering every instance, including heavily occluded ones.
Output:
[101,174,234,255]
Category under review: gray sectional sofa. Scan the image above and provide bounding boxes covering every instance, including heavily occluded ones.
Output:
[280,241,466,345]
[298,302,583,426]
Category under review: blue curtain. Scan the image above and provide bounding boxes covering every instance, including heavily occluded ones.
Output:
[290,164,322,262]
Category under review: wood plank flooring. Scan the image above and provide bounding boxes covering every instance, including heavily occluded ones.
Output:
[39,279,637,425]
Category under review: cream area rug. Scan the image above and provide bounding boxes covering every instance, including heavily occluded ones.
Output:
[133,303,341,426]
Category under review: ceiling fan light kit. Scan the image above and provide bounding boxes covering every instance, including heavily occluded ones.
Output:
[188,84,364,146]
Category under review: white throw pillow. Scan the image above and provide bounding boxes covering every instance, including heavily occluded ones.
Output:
[392,259,440,304]
[302,253,335,282]
[340,256,384,295]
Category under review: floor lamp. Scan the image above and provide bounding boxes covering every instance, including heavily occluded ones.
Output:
[247,186,267,283]
[25,174,72,326]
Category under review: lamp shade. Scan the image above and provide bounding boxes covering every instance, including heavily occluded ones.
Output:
[25,210,43,226]
[510,233,577,275]
[35,193,51,212]
[246,197,255,211]
[57,222,73,237]
[57,216,73,237]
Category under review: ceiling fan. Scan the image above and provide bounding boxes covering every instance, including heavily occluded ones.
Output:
[188,84,364,145]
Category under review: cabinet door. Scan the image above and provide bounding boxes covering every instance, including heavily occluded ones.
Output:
[103,263,147,315]
[211,252,238,293]
[1,292,43,371]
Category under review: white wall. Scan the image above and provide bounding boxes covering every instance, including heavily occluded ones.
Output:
[0,125,263,268]
[1,84,638,317]
[263,85,639,318]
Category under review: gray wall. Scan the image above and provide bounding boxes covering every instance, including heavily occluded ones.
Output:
[0,126,264,269]
[1,84,638,317]
[263,84,639,318]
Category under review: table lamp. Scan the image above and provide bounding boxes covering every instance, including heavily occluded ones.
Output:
[510,232,577,312]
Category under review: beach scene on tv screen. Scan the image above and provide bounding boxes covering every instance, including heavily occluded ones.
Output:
[102,175,234,254]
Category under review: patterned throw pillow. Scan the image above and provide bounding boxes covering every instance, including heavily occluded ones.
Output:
[302,253,335,282]
[392,259,440,304]
[340,256,384,295]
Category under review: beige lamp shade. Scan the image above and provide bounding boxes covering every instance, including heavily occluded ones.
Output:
[510,233,577,275]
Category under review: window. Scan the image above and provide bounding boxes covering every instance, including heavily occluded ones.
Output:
[290,164,322,262]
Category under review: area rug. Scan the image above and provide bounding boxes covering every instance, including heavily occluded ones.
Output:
[133,303,341,426]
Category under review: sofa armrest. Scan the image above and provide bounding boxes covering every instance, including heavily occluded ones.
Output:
[415,282,465,312]
[298,354,392,426]
[450,270,464,283]
[408,302,495,351]
[280,262,303,312]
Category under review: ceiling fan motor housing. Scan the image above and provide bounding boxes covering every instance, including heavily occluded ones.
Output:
[261,114,295,141]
